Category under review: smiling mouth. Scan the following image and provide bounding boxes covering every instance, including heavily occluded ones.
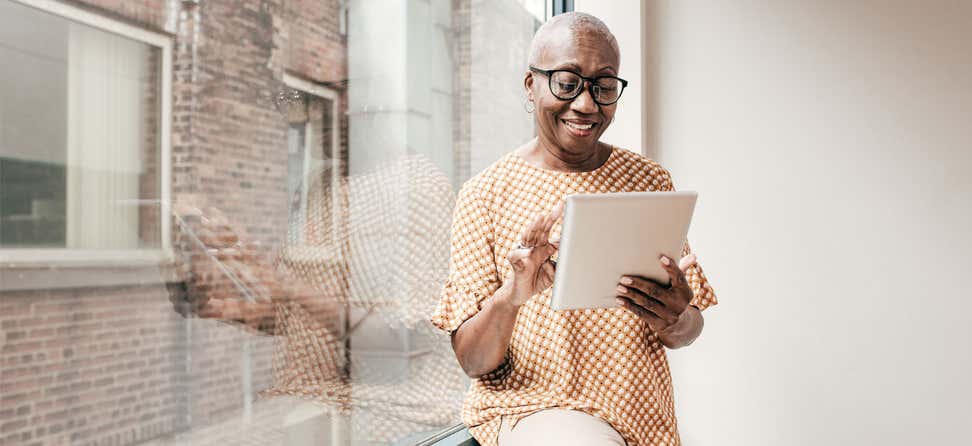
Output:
[562,120,596,131]
[562,120,597,135]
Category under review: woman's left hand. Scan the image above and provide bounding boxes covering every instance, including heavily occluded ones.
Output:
[615,254,697,334]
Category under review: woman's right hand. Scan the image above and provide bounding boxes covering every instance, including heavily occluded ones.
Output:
[505,202,564,307]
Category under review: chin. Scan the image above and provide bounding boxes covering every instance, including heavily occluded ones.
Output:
[557,134,599,155]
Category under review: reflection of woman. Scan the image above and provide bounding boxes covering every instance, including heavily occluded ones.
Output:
[431,13,718,446]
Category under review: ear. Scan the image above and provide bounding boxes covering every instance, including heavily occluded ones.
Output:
[523,70,535,102]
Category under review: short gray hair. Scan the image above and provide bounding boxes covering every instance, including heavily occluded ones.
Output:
[527,12,620,68]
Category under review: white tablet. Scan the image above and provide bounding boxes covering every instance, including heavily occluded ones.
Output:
[550,191,698,311]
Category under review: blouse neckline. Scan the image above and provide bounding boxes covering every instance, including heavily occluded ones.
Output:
[509,145,617,176]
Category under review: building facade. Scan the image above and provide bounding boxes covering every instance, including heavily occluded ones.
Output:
[0,0,545,444]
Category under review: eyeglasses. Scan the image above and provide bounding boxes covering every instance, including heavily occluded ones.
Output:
[529,66,628,106]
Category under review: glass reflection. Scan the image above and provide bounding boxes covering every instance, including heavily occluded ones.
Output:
[0,0,548,444]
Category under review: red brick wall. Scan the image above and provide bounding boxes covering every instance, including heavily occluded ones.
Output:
[1,286,188,445]
[139,47,162,248]
[0,0,348,445]
[65,0,169,31]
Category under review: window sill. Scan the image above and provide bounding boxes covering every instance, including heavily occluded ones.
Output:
[0,249,184,292]
[413,423,477,446]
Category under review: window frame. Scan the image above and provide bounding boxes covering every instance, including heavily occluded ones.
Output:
[0,0,174,268]
[551,0,574,17]
[281,73,343,247]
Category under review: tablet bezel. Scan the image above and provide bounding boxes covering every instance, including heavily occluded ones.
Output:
[549,191,697,311]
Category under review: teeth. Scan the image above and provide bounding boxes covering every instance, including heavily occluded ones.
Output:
[565,121,594,130]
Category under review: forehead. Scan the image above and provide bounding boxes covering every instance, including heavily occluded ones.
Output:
[537,27,620,73]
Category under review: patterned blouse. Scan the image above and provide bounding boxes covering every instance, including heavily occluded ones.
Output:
[430,146,719,446]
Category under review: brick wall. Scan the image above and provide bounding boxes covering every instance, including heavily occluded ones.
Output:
[1,286,190,445]
[139,46,162,248]
[0,0,348,445]
[64,0,169,31]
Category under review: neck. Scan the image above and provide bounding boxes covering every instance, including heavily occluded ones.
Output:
[527,138,609,172]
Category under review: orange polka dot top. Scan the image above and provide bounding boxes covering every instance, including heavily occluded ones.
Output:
[430,146,719,446]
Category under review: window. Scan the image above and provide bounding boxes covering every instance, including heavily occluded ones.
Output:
[0,0,582,444]
[281,73,343,247]
[552,0,575,16]
[0,0,171,260]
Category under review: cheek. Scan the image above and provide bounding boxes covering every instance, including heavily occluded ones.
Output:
[539,104,566,128]
[600,107,618,128]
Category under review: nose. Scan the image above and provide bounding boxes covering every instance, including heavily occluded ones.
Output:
[570,82,599,114]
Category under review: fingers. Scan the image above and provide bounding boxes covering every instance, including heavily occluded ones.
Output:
[507,248,529,272]
[509,242,558,273]
[619,274,665,298]
[522,212,545,248]
[520,202,565,248]
[542,202,564,238]
[540,213,556,244]
[659,255,687,288]
[616,296,669,329]
[541,259,555,278]
[529,211,553,248]
[616,284,679,325]
[542,202,564,244]
[196,298,226,319]
[678,253,698,272]
[533,240,558,262]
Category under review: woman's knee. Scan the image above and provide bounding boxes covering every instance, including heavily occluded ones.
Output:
[498,409,625,446]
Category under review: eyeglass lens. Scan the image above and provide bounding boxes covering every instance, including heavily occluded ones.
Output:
[549,71,622,104]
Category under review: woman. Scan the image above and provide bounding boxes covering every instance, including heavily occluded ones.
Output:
[431,12,718,446]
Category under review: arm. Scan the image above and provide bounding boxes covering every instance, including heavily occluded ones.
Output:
[450,280,521,378]
[616,254,707,350]
[449,203,563,378]
[657,304,704,349]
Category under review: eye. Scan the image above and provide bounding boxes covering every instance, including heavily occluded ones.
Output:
[595,79,619,91]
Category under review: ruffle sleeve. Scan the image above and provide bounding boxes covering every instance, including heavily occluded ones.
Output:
[430,179,501,332]
[661,163,719,312]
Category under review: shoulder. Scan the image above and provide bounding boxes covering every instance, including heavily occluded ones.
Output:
[458,151,522,201]
[611,146,669,175]
[608,146,674,191]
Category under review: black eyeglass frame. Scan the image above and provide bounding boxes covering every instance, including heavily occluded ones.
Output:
[528,66,628,106]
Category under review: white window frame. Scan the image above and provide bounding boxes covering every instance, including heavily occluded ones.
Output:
[282,73,342,246]
[0,0,173,268]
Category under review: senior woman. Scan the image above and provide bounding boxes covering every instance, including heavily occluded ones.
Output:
[431,12,718,446]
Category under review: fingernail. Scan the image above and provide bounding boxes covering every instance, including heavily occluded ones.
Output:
[620,277,632,285]
[615,298,625,306]
[616,285,627,293]
[660,256,670,265]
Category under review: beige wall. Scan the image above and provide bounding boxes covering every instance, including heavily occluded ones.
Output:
[573,0,645,154]
[643,1,972,444]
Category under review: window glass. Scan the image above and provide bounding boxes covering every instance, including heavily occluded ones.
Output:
[0,0,161,250]
[0,0,553,444]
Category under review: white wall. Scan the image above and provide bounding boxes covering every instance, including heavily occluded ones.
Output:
[644,1,972,445]
[573,0,644,154]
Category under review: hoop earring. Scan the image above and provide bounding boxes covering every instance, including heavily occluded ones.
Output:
[524,99,535,113]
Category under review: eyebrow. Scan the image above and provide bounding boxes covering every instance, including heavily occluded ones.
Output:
[550,62,618,76]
